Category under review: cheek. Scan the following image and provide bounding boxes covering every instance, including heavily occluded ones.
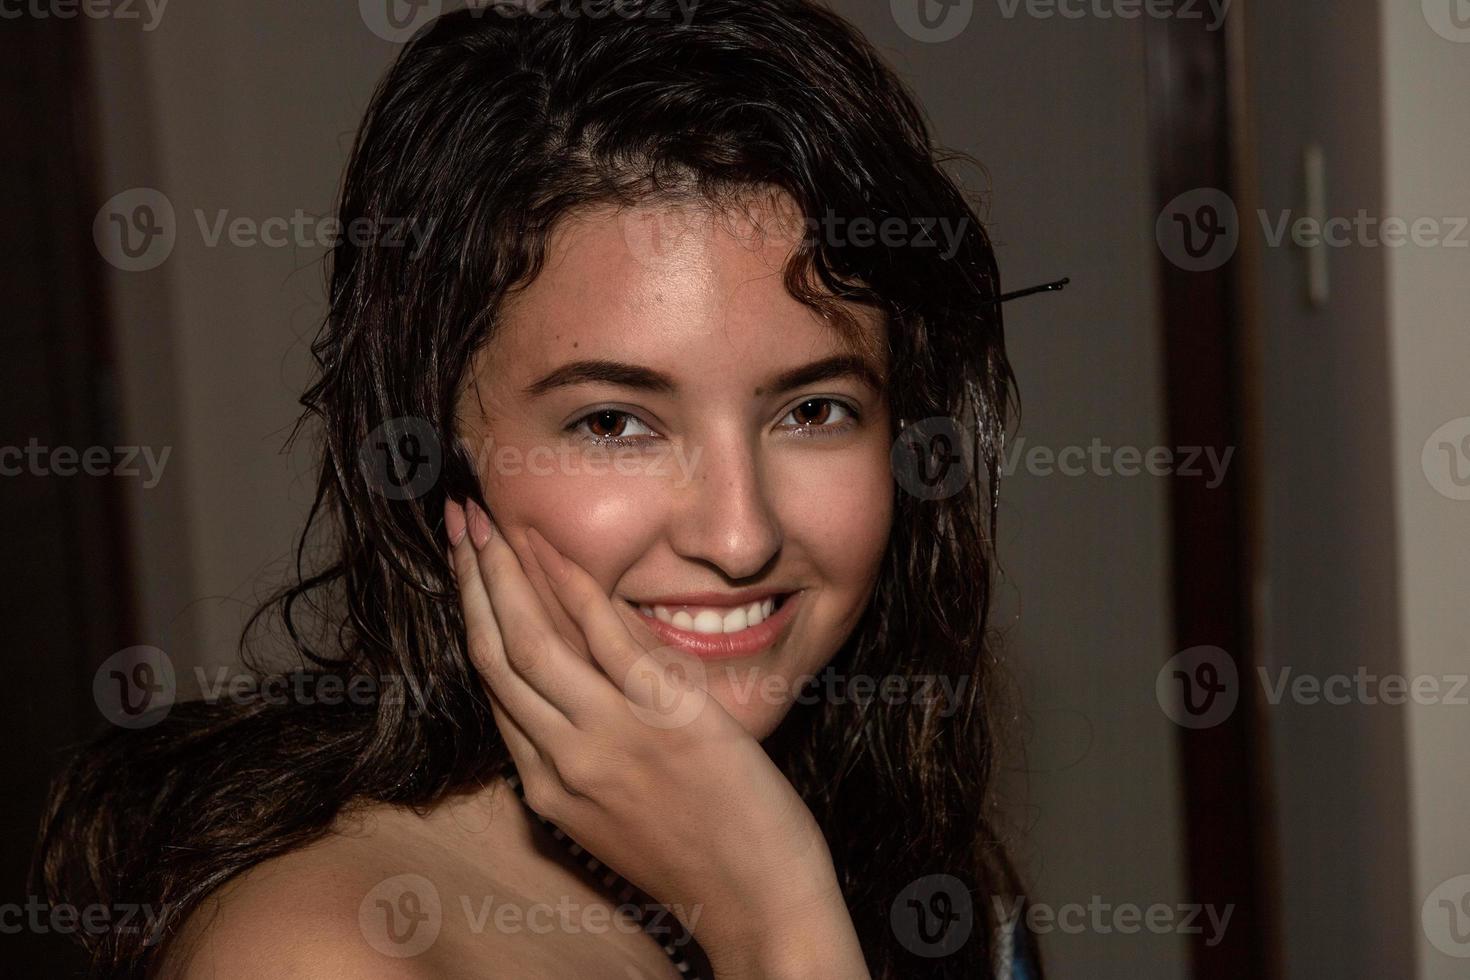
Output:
[773,444,894,593]
[480,461,670,590]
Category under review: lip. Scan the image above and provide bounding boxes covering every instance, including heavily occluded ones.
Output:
[627,587,790,608]
[626,590,802,660]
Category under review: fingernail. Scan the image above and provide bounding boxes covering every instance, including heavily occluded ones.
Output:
[445,499,468,546]
[524,526,569,582]
[466,499,495,550]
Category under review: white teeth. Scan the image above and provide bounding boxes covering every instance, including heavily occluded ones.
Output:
[638,596,787,634]
[692,610,724,634]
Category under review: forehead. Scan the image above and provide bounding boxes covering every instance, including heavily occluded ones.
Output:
[482,197,886,394]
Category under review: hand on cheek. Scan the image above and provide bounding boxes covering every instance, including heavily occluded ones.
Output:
[444,495,858,973]
[464,499,594,663]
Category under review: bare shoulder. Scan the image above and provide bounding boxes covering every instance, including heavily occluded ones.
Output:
[152,796,672,980]
[154,805,569,980]
[155,829,429,979]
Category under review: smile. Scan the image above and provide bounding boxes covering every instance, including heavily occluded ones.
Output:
[623,591,801,659]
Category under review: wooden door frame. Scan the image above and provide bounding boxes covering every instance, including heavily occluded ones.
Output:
[1144,3,1281,978]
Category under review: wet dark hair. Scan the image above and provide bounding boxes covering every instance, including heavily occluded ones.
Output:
[37,1,1038,976]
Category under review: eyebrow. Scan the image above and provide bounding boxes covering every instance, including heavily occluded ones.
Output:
[521,354,885,399]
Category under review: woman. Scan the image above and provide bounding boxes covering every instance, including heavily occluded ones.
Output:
[39,1,1039,976]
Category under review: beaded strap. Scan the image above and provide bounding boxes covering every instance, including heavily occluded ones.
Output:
[504,773,702,978]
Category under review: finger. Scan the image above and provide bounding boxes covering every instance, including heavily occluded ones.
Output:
[504,526,594,664]
[448,499,570,735]
[522,525,660,698]
[486,686,543,783]
[465,500,615,721]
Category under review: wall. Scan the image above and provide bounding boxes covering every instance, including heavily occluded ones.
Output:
[1380,3,1470,977]
[85,8,402,675]
[1242,0,1470,975]
[828,4,1190,977]
[1237,0,1415,975]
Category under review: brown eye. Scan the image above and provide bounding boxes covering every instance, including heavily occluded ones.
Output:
[781,398,858,433]
[791,399,833,426]
[585,410,628,439]
[568,409,656,444]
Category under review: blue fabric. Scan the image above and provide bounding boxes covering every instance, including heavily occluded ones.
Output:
[1010,908,1038,980]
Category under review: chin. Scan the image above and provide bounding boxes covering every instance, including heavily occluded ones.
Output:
[701,656,825,741]
[711,689,792,740]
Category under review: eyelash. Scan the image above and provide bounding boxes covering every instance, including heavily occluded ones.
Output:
[565,398,862,447]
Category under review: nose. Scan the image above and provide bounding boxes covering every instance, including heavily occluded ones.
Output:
[666,428,783,582]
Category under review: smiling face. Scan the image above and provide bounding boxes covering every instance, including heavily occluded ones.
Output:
[455,191,894,738]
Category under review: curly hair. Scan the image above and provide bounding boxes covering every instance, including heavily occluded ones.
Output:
[37,2,1037,976]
